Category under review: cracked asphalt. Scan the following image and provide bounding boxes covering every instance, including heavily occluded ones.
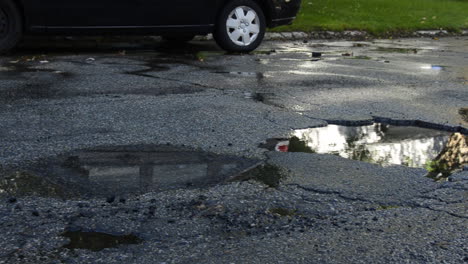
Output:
[0,37,467,263]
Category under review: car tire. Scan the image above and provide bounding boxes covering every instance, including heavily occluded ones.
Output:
[0,0,22,54]
[214,0,266,52]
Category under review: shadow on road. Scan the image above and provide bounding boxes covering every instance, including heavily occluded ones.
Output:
[14,36,222,55]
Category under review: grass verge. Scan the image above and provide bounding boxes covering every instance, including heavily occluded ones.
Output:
[273,0,468,35]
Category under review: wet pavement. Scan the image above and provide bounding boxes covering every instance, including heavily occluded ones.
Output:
[0,37,467,263]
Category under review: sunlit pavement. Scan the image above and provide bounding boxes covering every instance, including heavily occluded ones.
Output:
[0,37,467,263]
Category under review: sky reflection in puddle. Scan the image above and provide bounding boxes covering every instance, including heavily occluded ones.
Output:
[421,65,446,71]
[264,123,466,178]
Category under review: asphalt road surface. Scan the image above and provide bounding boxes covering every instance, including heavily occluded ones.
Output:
[0,37,467,264]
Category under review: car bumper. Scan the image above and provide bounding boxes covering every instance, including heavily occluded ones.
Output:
[268,0,301,27]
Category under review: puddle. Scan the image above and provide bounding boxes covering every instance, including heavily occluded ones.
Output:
[2,145,262,198]
[62,229,142,251]
[214,71,262,77]
[421,65,446,71]
[262,123,467,178]
[375,47,418,53]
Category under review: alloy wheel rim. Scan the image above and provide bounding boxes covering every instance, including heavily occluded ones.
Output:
[0,8,8,38]
[226,6,260,46]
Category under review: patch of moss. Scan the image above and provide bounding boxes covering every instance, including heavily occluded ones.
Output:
[425,160,451,180]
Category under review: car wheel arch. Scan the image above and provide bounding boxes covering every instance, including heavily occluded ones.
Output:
[215,0,272,28]
[9,0,25,31]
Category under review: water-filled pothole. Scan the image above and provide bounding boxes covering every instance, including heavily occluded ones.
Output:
[262,123,467,179]
[1,145,261,198]
[62,229,142,251]
[421,65,446,71]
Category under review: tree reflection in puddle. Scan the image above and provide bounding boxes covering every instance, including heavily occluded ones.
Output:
[263,123,467,179]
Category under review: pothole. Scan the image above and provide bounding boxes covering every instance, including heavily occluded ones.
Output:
[262,123,467,179]
[62,228,142,251]
[0,145,262,198]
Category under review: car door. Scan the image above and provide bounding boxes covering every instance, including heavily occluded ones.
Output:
[40,0,217,28]
[136,0,216,26]
[40,0,138,27]
[39,0,220,28]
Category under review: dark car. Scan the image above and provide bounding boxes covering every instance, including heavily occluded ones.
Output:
[0,0,301,53]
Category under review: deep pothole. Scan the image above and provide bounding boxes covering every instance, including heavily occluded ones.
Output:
[261,122,467,180]
[0,145,262,198]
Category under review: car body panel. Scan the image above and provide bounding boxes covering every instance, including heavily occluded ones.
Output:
[15,0,301,34]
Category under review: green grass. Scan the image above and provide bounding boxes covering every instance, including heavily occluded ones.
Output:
[274,0,468,34]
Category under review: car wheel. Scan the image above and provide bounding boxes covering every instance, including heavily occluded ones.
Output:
[0,0,22,54]
[214,0,266,52]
